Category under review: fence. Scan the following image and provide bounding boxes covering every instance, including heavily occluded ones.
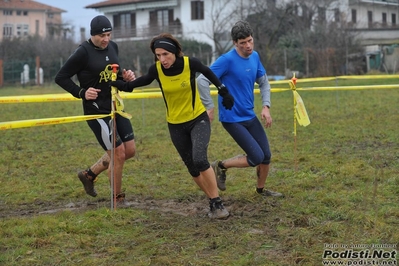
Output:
[0,57,64,87]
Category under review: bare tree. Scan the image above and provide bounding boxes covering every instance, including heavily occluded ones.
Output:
[194,0,252,58]
[245,0,364,76]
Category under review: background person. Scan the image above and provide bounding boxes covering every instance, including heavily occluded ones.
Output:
[111,33,234,219]
[197,20,283,198]
[55,15,136,204]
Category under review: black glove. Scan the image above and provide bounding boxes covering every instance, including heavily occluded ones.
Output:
[110,80,131,92]
[218,84,234,110]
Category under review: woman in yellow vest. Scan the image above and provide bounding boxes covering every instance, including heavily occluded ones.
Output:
[111,33,234,219]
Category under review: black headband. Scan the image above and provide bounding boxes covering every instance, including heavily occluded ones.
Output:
[153,38,177,54]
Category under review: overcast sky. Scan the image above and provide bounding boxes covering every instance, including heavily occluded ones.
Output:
[36,0,102,41]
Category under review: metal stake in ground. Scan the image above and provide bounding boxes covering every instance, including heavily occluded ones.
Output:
[110,64,119,210]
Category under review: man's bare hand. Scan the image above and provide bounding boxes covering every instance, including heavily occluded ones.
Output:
[207,108,215,123]
[261,106,272,128]
[122,69,135,82]
[85,87,101,100]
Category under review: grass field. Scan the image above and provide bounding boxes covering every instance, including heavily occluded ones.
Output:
[0,77,398,265]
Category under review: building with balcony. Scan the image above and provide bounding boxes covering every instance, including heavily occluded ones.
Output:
[86,0,399,53]
[0,0,67,42]
[85,0,241,58]
[346,0,399,45]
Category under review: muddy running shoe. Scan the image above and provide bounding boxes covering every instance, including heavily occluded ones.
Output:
[211,161,227,191]
[208,198,229,219]
[78,171,97,197]
[256,189,284,197]
[115,192,130,208]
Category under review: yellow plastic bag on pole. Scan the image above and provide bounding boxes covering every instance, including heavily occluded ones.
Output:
[293,90,310,127]
[289,74,310,128]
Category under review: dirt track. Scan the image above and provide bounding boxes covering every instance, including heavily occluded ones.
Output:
[0,195,278,219]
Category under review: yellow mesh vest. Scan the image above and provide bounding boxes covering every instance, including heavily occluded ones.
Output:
[156,56,206,124]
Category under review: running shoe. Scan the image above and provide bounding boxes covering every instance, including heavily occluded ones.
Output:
[78,170,97,197]
[211,161,227,191]
[208,198,229,219]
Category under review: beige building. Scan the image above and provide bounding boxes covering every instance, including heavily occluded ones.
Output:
[0,0,65,42]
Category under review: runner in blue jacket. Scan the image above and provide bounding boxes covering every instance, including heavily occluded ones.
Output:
[197,20,283,198]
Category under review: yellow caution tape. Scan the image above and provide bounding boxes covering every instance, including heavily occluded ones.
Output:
[1,83,398,104]
[0,114,109,130]
[0,91,165,104]
[1,74,398,131]
[113,89,132,119]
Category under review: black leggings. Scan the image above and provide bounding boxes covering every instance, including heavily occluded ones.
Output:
[168,112,210,177]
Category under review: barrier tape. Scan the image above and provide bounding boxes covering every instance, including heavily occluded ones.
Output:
[0,91,164,104]
[0,114,109,130]
[1,75,398,130]
[2,85,398,104]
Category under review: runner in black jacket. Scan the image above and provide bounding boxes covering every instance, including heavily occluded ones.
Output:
[55,15,135,204]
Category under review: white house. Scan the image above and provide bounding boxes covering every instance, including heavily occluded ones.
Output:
[86,0,399,72]
[86,0,399,46]
[85,0,245,59]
